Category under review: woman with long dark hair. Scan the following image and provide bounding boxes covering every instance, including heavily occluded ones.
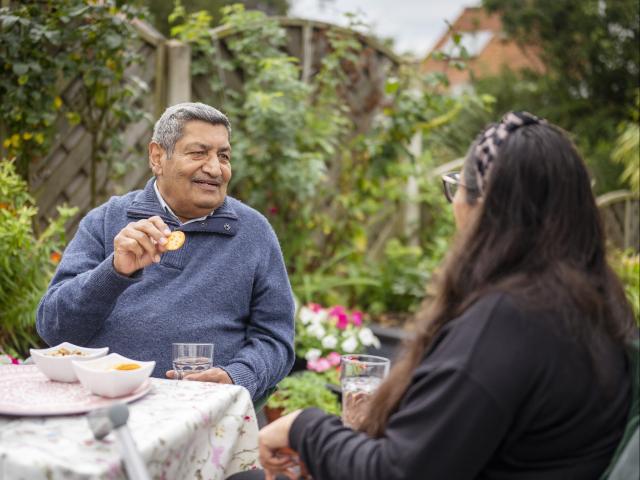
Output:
[237,112,637,480]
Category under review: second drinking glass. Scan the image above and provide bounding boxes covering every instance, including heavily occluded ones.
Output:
[340,354,390,428]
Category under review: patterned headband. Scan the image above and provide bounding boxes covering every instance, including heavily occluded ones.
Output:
[473,111,546,193]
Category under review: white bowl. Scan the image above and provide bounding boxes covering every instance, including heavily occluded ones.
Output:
[72,353,155,398]
[30,342,109,383]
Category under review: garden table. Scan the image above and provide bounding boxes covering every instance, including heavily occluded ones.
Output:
[0,366,260,479]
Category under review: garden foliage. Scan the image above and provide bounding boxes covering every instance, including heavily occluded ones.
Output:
[0,161,76,357]
[479,0,639,194]
[266,370,341,416]
[0,0,149,205]
[170,4,473,315]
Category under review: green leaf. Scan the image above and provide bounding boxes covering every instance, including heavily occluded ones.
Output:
[12,63,28,75]
[1,15,19,30]
[65,112,81,125]
[104,34,122,49]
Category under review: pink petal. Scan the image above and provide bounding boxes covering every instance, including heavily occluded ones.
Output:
[327,352,341,366]
[309,303,322,313]
[316,358,331,372]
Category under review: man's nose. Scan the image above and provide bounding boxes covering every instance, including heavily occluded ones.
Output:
[202,154,222,176]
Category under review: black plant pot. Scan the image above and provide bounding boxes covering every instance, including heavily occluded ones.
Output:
[289,355,308,374]
[366,323,413,363]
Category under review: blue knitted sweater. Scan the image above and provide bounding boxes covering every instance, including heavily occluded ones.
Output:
[36,179,295,401]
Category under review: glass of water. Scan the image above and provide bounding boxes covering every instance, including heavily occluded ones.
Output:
[172,343,214,380]
[340,354,390,428]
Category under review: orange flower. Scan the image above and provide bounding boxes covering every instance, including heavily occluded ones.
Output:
[50,251,61,264]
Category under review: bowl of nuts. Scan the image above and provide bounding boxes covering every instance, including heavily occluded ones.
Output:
[30,342,109,383]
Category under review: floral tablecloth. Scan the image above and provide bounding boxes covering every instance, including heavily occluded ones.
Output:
[0,375,260,479]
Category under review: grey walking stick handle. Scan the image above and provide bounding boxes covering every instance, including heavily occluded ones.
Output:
[87,403,151,480]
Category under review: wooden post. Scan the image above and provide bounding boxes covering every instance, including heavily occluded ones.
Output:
[405,132,422,246]
[301,22,313,83]
[154,41,167,117]
[166,40,191,106]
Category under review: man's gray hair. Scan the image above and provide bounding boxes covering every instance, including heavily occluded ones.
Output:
[151,102,231,158]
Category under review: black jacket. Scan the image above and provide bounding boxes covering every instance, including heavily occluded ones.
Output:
[289,293,630,480]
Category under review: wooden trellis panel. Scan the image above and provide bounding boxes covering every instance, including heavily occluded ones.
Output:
[29,20,166,234]
[193,18,402,132]
[597,190,640,252]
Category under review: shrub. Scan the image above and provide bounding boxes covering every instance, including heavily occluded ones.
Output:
[0,160,76,358]
[610,249,640,325]
[267,371,341,416]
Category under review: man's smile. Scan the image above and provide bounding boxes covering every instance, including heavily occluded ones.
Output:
[192,178,222,191]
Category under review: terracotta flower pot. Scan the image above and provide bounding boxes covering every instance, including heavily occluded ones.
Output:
[263,405,284,424]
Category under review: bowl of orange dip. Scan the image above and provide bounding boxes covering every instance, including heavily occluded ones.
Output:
[72,353,155,398]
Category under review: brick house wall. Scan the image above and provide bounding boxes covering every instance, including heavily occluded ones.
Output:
[421,7,544,90]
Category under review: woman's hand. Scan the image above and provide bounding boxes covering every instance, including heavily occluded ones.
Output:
[259,410,303,480]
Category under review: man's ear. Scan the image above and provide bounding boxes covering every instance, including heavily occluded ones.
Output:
[149,142,165,176]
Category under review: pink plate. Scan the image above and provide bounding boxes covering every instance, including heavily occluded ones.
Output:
[0,365,152,416]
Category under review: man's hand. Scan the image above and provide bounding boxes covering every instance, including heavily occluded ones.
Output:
[113,216,171,276]
[165,367,233,383]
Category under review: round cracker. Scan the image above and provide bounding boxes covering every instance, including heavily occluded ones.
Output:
[165,230,185,250]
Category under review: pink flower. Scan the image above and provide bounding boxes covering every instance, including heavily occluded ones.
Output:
[307,357,331,372]
[327,351,341,366]
[351,311,363,326]
[268,206,278,215]
[328,305,346,316]
[335,313,349,330]
[0,354,20,365]
[315,358,331,372]
[309,303,323,313]
[211,446,224,468]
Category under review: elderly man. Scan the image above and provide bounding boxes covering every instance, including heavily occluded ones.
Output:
[36,102,295,402]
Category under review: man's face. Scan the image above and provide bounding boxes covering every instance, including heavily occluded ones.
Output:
[150,121,232,221]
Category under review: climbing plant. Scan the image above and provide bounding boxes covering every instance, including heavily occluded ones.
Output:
[0,0,149,206]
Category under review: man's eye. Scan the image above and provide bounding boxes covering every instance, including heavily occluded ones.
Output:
[189,151,206,157]
[219,154,230,161]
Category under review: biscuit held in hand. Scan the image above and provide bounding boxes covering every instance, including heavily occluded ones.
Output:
[165,231,185,250]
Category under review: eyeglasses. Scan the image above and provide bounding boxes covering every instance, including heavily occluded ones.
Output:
[441,172,465,203]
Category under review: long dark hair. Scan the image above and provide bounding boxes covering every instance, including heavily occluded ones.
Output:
[362,119,636,437]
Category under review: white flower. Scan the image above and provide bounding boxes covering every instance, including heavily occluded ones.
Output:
[305,348,322,362]
[314,310,329,324]
[358,327,380,348]
[299,307,315,325]
[307,323,326,339]
[321,335,337,349]
[341,336,358,353]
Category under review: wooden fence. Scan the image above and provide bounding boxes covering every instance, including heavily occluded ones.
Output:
[25,17,401,235]
[28,20,173,233]
[195,17,401,132]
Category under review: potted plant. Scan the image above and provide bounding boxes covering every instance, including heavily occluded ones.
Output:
[265,370,341,423]
[294,303,381,372]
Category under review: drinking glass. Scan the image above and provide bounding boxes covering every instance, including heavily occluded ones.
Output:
[340,354,390,428]
[172,343,213,380]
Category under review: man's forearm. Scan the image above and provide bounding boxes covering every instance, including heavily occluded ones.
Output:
[36,253,141,346]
